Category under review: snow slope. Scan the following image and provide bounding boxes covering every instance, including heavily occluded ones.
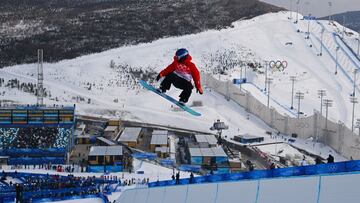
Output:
[0,11,356,157]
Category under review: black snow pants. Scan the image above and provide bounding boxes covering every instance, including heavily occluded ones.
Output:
[160,73,193,103]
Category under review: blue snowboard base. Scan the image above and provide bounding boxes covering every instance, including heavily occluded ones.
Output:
[139,80,201,117]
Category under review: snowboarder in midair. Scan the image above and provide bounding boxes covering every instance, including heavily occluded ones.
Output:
[156,48,203,104]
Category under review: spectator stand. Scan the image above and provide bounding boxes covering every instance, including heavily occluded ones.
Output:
[0,172,119,203]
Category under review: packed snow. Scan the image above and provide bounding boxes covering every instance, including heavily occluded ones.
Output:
[1,11,354,161]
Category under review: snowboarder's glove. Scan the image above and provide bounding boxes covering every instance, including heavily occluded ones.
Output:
[156,74,161,81]
[196,87,203,95]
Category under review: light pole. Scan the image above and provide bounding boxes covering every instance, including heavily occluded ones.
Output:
[266,78,273,108]
[323,99,333,132]
[306,14,311,39]
[357,37,360,58]
[318,90,326,115]
[328,2,332,25]
[350,96,358,132]
[353,69,358,97]
[290,76,297,109]
[320,28,325,56]
[342,16,346,39]
[295,91,304,118]
[264,61,269,91]
[295,0,300,24]
[335,46,340,75]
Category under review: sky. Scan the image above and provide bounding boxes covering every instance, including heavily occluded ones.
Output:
[260,0,360,17]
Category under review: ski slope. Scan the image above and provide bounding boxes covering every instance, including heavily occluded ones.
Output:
[0,11,357,156]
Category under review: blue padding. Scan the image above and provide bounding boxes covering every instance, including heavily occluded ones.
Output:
[192,176,206,184]
[88,165,123,173]
[160,159,174,165]
[345,160,360,171]
[179,178,190,185]
[0,148,66,156]
[8,157,65,165]
[132,153,157,160]
[148,182,158,187]
[158,181,167,186]
[272,166,305,177]
[222,172,247,181]
[247,170,271,179]
[178,165,201,172]
[165,180,176,186]
[206,174,223,182]
[147,160,360,188]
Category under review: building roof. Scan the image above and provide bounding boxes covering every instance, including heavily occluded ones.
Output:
[152,130,168,135]
[188,147,227,157]
[150,134,168,145]
[195,134,218,145]
[104,126,118,132]
[189,148,202,157]
[76,134,91,138]
[155,147,169,153]
[89,146,123,156]
[235,135,264,140]
[118,127,142,142]
[97,136,116,146]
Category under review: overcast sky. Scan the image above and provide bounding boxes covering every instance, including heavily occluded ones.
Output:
[260,0,360,17]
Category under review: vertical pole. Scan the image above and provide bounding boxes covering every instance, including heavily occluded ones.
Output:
[289,0,293,19]
[352,99,356,132]
[328,2,332,24]
[296,0,299,23]
[325,104,329,130]
[342,16,346,39]
[320,29,324,56]
[320,94,323,115]
[353,70,357,97]
[240,66,243,91]
[37,49,44,107]
[307,15,311,39]
[267,81,271,107]
[264,62,268,91]
[290,76,296,109]
[291,79,294,109]
[297,95,301,118]
[357,37,360,57]
[335,47,339,75]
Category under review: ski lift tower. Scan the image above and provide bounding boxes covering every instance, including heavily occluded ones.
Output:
[210,119,229,138]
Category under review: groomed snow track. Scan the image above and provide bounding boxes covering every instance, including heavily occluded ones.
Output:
[117,171,360,203]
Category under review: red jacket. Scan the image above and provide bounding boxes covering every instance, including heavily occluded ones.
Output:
[160,55,202,90]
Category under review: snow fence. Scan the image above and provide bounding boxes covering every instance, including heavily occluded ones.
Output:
[202,73,360,160]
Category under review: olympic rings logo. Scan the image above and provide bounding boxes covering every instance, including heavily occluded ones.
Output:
[269,60,288,71]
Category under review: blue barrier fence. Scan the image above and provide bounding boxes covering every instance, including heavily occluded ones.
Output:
[148,160,360,188]
[0,148,66,156]
[132,152,157,160]
[8,157,65,165]
[87,165,123,173]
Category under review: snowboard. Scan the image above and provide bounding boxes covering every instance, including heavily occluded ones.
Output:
[139,80,201,117]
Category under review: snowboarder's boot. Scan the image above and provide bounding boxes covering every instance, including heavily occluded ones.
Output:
[156,87,166,93]
[178,98,187,106]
